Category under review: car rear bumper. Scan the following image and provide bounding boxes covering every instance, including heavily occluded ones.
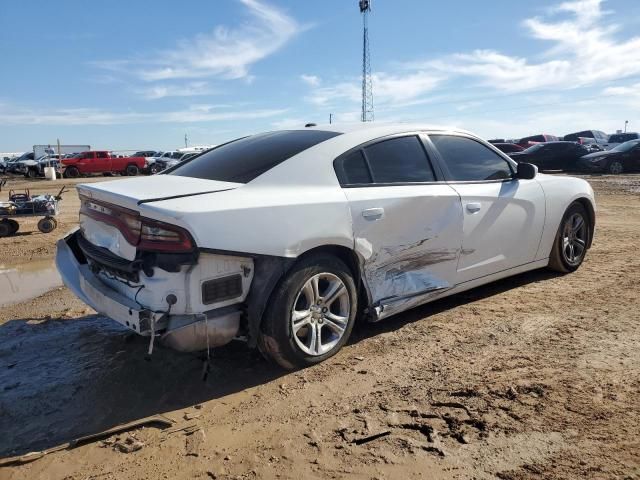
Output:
[55,229,241,352]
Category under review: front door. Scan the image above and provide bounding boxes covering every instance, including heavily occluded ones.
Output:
[335,135,464,319]
[427,134,546,284]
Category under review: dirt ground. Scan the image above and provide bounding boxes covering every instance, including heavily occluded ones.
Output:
[0,174,639,480]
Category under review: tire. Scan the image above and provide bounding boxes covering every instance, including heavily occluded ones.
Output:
[37,217,57,234]
[607,160,623,175]
[258,254,358,370]
[149,164,161,175]
[126,164,139,176]
[64,166,80,178]
[26,169,38,179]
[6,219,19,234]
[0,220,12,237]
[548,202,591,273]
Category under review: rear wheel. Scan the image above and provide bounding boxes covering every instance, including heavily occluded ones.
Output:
[126,164,139,176]
[6,219,19,234]
[37,217,57,234]
[607,160,623,175]
[0,220,13,237]
[258,254,358,370]
[26,168,38,179]
[548,203,590,273]
[64,166,80,178]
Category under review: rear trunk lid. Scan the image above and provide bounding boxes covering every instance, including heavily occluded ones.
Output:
[76,175,241,260]
[76,175,241,211]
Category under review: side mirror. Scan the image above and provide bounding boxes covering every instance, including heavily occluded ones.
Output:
[516,162,537,180]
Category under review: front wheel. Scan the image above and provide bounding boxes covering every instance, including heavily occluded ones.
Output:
[258,254,358,370]
[126,164,139,176]
[548,203,591,273]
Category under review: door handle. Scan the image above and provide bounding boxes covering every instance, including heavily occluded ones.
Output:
[362,207,385,220]
[466,202,482,213]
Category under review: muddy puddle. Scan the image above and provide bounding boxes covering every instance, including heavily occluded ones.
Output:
[0,259,62,307]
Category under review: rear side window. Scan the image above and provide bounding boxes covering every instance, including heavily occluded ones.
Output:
[340,150,372,184]
[363,136,435,183]
[430,135,513,182]
[335,135,436,185]
[169,130,342,183]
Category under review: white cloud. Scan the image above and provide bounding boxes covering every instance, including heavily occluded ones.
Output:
[138,82,215,100]
[425,0,640,92]
[96,0,302,82]
[307,0,640,118]
[0,104,287,126]
[305,71,442,108]
[300,74,321,87]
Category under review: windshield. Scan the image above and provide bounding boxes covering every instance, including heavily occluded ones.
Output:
[523,144,545,153]
[169,130,342,183]
[611,140,640,153]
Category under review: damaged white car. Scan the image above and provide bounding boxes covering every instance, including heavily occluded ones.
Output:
[56,124,596,369]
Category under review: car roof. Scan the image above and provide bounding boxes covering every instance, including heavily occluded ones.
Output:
[288,122,474,137]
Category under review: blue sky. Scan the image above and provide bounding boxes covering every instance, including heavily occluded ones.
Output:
[1,0,640,151]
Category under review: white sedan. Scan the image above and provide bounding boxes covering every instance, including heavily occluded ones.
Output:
[56,124,595,369]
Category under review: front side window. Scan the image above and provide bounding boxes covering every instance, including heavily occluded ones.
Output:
[430,135,514,182]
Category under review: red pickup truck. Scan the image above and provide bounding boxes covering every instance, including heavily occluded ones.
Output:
[61,151,147,178]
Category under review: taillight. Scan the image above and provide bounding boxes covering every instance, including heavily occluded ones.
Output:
[139,219,193,252]
[80,195,194,252]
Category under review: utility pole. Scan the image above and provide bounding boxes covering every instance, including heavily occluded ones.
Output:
[184,133,188,148]
[359,0,374,122]
[624,120,629,133]
[329,113,333,124]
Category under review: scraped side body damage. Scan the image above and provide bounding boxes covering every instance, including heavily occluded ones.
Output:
[345,185,464,320]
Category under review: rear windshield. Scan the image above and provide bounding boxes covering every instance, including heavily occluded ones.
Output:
[168,130,342,183]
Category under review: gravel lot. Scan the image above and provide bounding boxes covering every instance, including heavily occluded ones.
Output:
[1,173,639,479]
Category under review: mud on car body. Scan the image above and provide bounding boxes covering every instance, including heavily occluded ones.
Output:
[56,124,596,369]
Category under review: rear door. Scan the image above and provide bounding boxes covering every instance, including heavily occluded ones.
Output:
[336,134,463,318]
[427,134,546,284]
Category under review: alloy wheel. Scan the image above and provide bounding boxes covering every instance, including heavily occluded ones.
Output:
[609,161,623,175]
[562,212,587,266]
[290,273,350,356]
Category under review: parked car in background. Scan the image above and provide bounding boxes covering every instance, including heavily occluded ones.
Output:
[23,155,62,178]
[604,132,639,150]
[7,152,35,173]
[517,134,559,148]
[576,139,640,174]
[61,151,147,178]
[56,124,596,369]
[493,143,524,154]
[509,142,590,171]
[153,151,198,172]
[130,151,163,174]
[563,130,609,146]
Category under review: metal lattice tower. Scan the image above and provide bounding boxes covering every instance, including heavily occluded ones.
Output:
[359,0,374,122]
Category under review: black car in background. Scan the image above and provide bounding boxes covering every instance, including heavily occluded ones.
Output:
[576,139,640,174]
[493,142,524,154]
[509,141,589,171]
